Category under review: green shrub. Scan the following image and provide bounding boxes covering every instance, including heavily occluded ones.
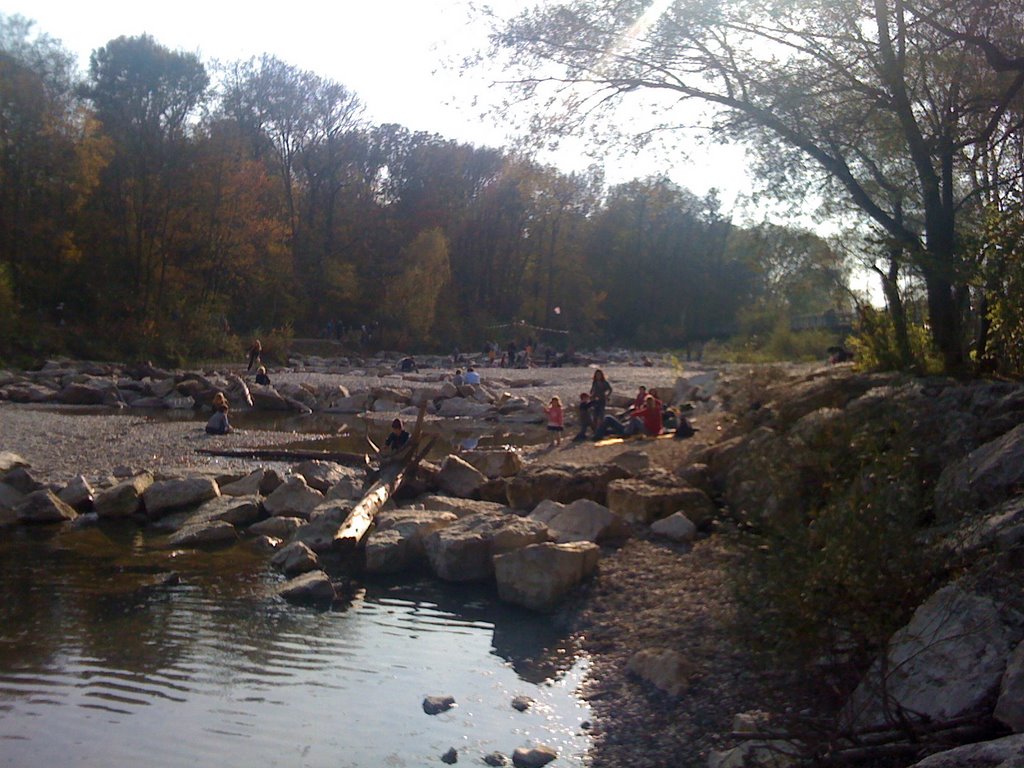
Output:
[847,306,939,373]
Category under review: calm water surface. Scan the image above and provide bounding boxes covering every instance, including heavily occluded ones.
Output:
[0,524,591,767]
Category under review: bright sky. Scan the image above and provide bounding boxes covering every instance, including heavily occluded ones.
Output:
[1,0,754,206]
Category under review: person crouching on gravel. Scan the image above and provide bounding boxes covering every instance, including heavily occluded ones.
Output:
[206,393,233,435]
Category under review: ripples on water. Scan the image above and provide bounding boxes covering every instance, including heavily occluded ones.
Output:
[0,526,591,767]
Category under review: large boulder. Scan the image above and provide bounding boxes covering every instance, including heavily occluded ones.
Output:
[842,584,1019,731]
[365,509,457,574]
[2,466,44,494]
[425,511,550,581]
[934,422,1024,524]
[437,399,497,418]
[528,498,630,543]
[263,476,324,519]
[419,495,512,518]
[650,512,697,543]
[436,455,487,498]
[277,570,336,605]
[143,476,220,519]
[94,473,154,518]
[460,449,524,479]
[0,482,26,525]
[292,461,359,494]
[494,541,599,611]
[156,495,262,532]
[506,463,631,510]
[995,640,1024,732]
[290,502,352,553]
[57,378,119,405]
[220,468,283,497]
[606,472,716,526]
[907,734,1024,768]
[0,452,29,473]
[16,489,78,524]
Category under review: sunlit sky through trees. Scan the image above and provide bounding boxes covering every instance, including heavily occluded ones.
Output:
[3,0,755,210]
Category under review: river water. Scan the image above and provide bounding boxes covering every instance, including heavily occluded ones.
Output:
[0,523,591,767]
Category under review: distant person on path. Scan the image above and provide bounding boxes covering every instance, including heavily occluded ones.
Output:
[247,339,262,372]
[464,366,481,385]
[588,369,612,432]
[384,418,411,452]
[254,366,271,386]
[206,392,233,435]
[544,395,565,446]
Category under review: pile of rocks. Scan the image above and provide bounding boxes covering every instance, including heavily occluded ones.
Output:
[698,366,1024,768]
[0,435,718,613]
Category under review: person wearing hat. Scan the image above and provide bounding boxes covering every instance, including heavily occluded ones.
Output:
[384,418,411,452]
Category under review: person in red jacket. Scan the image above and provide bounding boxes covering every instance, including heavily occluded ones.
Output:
[594,394,662,439]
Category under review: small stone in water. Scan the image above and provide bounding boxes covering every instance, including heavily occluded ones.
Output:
[441,747,458,764]
[423,695,456,715]
[511,695,533,712]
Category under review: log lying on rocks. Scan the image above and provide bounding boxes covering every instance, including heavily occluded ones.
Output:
[334,404,431,551]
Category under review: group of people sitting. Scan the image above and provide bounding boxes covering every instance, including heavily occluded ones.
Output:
[565,370,695,442]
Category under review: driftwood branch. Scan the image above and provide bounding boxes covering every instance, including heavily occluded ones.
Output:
[194,447,368,465]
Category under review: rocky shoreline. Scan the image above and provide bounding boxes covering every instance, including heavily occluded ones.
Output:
[4,357,1024,767]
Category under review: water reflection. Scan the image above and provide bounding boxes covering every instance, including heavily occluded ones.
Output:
[0,526,590,767]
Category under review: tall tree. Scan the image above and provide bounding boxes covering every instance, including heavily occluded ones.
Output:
[483,0,1024,371]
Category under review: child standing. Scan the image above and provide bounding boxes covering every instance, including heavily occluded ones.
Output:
[544,395,565,446]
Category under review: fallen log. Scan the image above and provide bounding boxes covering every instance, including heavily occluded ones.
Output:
[334,434,435,551]
[194,447,368,466]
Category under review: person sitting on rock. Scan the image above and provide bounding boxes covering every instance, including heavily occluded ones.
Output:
[254,366,271,386]
[464,366,481,385]
[632,385,649,410]
[206,399,233,435]
[594,394,662,440]
[399,356,418,373]
[452,369,464,387]
[384,418,411,452]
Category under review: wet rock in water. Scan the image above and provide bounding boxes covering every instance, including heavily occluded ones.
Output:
[249,516,304,539]
[157,495,262,533]
[441,747,458,764]
[425,511,550,582]
[143,476,220,519]
[94,472,154,518]
[511,695,533,712]
[263,475,324,519]
[483,753,510,767]
[650,512,697,543]
[422,695,456,715]
[2,466,45,494]
[248,534,283,553]
[166,519,238,548]
[277,570,335,605]
[627,648,695,697]
[16,489,78,524]
[364,509,456,574]
[0,482,26,522]
[291,512,347,554]
[511,745,557,768]
[270,541,320,575]
[529,498,630,543]
[0,451,29,474]
[494,541,600,612]
[436,455,487,498]
[58,475,95,511]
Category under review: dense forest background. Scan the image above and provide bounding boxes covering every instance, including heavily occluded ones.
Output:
[0,15,852,365]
